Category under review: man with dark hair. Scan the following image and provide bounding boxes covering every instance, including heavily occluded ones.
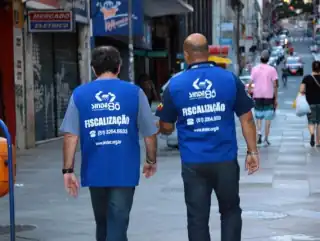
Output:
[60,46,158,241]
[156,33,259,241]
[250,50,278,145]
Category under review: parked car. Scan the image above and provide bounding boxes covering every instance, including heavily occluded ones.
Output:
[310,43,319,52]
[272,46,284,61]
[315,35,320,45]
[279,29,290,36]
[278,34,288,47]
[284,57,304,76]
[269,51,280,66]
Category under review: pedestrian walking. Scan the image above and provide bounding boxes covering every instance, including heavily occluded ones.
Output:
[156,33,259,241]
[250,50,279,145]
[60,46,158,241]
[299,60,320,147]
[137,73,159,107]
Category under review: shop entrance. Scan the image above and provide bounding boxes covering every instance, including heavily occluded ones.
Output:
[33,32,79,141]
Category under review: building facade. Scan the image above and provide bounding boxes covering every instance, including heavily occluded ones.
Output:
[0,0,19,146]
[174,0,213,71]
[1,0,91,149]
[240,0,262,57]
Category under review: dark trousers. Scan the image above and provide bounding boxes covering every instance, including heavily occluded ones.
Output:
[182,160,242,241]
[89,187,135,241]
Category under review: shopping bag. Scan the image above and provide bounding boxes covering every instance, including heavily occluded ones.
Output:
[295,94,311,117]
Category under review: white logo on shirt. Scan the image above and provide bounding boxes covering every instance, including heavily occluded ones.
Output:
[192,78,212,90]
[186,118,194,125]
[189,78,216,100]
[90,130,96,138]
[92,91,120,111]
[95,91,116,102]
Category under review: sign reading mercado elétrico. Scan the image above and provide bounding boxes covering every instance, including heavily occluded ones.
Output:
[27,10,74,33]
[91,0,143,36]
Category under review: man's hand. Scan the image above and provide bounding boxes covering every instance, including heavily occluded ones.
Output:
[245,154,259,175]
[63,173,79,197]
[143,162,157,178]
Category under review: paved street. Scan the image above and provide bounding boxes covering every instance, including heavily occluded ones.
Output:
[1,29,320,241]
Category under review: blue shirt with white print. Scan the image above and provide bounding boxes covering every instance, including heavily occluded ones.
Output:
[60,79,157,187]
[156,62,254,163]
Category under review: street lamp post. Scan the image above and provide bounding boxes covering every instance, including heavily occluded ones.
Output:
[128,0,135,83]
[236,2,244,75]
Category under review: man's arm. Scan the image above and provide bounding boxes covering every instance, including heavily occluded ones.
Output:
[300,76,307,94]
[273,68,279,102]
[155,87,178,135]
[59,95,80,169]
[137,89,158,164]
[234,77,257,152]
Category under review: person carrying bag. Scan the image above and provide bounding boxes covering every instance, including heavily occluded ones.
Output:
[299,61,320,147]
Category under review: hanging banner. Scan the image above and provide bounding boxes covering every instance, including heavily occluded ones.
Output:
[91,0,143,36]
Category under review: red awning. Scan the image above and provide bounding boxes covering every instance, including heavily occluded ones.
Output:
[209,45,229,57]
[25,0,60,9]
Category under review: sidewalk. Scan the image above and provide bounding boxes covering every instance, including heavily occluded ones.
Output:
[1,65,320,241]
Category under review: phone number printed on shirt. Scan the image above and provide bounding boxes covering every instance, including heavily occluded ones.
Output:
[196,116,221,123]
[98,129,128,136]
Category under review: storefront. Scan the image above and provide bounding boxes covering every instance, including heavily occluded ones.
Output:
[90,0,193,82]
[24,0,90,146]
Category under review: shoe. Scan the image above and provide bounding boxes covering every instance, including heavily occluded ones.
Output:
[310,134,315,147]
[257,134,262,144]
[264,139,271,146]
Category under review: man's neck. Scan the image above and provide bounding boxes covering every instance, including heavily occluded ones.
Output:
[190,58,209,65]
[97,73,118,80]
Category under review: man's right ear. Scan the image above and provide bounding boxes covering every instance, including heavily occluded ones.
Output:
[91,66,97,77]
[116,65,121,75]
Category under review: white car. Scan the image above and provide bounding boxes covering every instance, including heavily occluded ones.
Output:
[278,34,287,46]
[310,44,319,52]
[272,46,284,60]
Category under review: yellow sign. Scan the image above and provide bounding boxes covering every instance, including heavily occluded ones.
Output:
[208,56,232,64]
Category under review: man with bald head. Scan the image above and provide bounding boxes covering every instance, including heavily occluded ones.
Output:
[156,33,259,241]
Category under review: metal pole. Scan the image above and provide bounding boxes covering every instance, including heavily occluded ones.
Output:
[0,120,15,241]
[128,0,135,83]
[236,5,241,75]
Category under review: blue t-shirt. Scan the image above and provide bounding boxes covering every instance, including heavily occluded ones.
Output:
[60,79,157,187]
[156,62,254,163]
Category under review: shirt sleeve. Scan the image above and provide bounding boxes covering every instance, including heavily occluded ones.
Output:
[272,67,279,82]
[59,95,80,135]
[233,76,254,117]
[155,86,178,123]
[302,76,308,84]
[137,89,158,137]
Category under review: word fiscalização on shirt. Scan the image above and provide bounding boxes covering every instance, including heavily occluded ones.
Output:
[84,115,130,128]
[182,102,226,116]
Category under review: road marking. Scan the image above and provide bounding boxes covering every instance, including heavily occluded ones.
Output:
[288,36,312,43]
